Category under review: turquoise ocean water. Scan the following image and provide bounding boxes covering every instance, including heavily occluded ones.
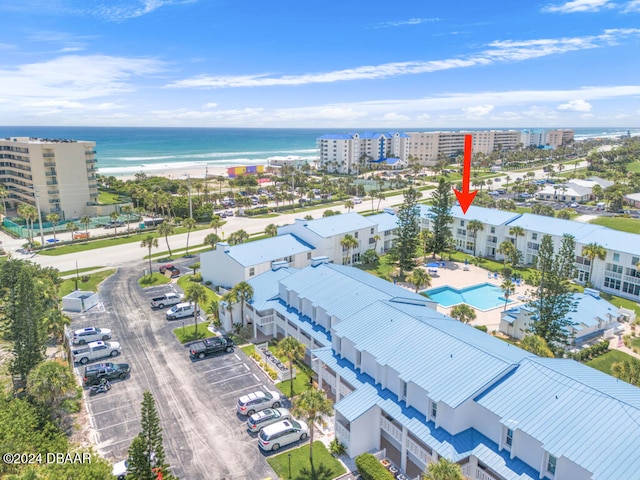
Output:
[1,126,637,177]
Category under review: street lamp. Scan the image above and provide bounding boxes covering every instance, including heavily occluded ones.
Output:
[288,453,291,479]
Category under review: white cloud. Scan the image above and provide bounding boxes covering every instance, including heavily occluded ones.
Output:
[167,29,640,89]
[623,0,640,11]
[542,0,615,13]
[557,99,593,111]
[463,104,495,116]
[373,18,441,28]
[203,102,218,109]
[0,55,164,100]
[23,99,84,109]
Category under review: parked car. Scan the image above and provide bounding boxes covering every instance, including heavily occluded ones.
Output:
[569,202,579,208]
[82,362,130,386]
[236,389,282,416]
[166,302,195,320]
[189,336,234,359]
[257,419,308,451]
[104,221,125,228]
[353,197,362,204]
[247,408,291,433]
[72,327,112,345]
[225,209,234,216]
[159,264,180,277]
[72,341,121,365]
[150,292,182,309]
[112,460,128,480]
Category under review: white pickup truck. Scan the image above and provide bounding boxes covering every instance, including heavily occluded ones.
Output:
[150,292,182,309]
[72,340,121,365]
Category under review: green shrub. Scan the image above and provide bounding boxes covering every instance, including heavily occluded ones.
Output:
[329,439,347,457]
[474,325,488,332]
[205,280,212,286]
[355,453,394,480]
[189,273,203,282]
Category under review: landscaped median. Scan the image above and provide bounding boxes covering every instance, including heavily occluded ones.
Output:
[266,441,345,480]
[58,269,117,297]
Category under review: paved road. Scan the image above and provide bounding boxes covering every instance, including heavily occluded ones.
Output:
[74,267,278,480]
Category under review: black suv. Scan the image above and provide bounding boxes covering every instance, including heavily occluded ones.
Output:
[82,362,131,386]
[189,336,234,359]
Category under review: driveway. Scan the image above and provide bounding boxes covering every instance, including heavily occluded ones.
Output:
[72,266,276,480]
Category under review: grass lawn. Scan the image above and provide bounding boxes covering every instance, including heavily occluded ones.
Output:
[589,216,640,234]
[627,161,640,173]
[267,441,345,480]
[98,189,129,204]
[58,269,116,297]
[39,225,206,256]
[276,374,313,398]
[586,350,636,375]
[138,273,172,287]
[173,321,212,344]
[58,266,106,276]
[601,292,640,317]
[177,275,219,305]
[356,253,396,281]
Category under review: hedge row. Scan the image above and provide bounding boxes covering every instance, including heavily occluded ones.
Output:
[355,453,394,480]
[567,340,609,361]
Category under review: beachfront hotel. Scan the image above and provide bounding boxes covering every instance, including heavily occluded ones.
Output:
[218,259,640,480]
[0,137,98,220]
[317,129,574,172]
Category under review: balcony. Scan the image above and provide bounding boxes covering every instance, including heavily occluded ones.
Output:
[334,421,350,448]
[380,417,402,443]
[461,463,499,480]
[44,171,57,177]
[86,158,94,164]
[85,150,97,155]
[407,437,433,465]
[42,152,55,158]
[43,162,56,167]
[257,315,274,326]
[46,180,58,186]
[47,190,59,195]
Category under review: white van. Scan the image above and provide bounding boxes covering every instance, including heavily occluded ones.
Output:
[257,419,308,451]
[166,302,195,320]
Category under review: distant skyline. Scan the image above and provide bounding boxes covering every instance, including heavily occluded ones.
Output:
[1,0,639,128]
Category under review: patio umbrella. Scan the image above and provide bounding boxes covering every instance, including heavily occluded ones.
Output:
[427,262,439,268]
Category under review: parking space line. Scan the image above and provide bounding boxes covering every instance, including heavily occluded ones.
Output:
[252,373,260,382]
[234,353,241,361]
[99,436,138,450]
[91,401,138,416]
[95,417,141,432]
[208,371,253,386]
[243,364,250,371]
[199,361,243,375]
[220,383,263,398]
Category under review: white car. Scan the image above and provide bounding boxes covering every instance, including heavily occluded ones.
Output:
[258,419,308,451]
[237,389,282,416]
[72,327,112,345]
[247,408,291,433]
[353,197,362,204]
[112,460,128,480]
[166,302,195,320]
[569,202,579,208]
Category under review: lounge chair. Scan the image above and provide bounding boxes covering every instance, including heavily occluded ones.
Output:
[487,272,492,279]
[515,279,521,286]
[493,272,499,279]
[463,265,470,271]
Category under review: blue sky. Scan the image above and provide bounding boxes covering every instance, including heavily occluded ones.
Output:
[1,0,639,128]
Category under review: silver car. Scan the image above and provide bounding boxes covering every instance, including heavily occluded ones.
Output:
[236,389,282,416]
[246,408,290,433]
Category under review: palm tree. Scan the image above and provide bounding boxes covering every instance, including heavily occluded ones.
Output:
[293,388,333,470]
[66,221,78,241]
[109,211,119,237]
[340,234,358,265]
[46,213,60,243]
[581,242,606,285]
[0,184,7,216]
[407,269,432,292]
[372,234,381,253]
[233,281,254,328]
[80,215,91,240]
[449,304,476,324]
[182,217,197,257]
[419,230,432,260]
[344,199,354,212]
[209,215,222,235]
[376,190,386,211]
[184,283,207,334]
[501,279,515,311]
[265,223,278,237]
[276,336,305,398]
[228,229,249,245]
[422,457,464,480]
[140,234,158,277]
[157,221,174,258]
[122,205,133,236]
[221,290,237,326]
[508,226,525,255]
[467,219,484,256]
[18,204,38,245]
[206,299,221,329]
[497,240,515,267]
[204,233,221,249]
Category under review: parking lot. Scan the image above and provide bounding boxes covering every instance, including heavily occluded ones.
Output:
[70,265,277,480]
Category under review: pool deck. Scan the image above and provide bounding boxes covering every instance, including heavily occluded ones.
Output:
[415,261,531,332]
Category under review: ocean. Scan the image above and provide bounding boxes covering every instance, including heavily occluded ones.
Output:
[1,126,637,177]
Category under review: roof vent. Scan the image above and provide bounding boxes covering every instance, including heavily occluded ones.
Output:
[217,241,230,252]
[311,256,330,267]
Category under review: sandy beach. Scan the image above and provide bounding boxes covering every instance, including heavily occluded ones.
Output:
[105,164,243,182]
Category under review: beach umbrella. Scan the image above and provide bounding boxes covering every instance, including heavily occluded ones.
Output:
[427,262,439,268]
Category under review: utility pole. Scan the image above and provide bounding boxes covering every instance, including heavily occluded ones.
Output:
[34,186,45,246]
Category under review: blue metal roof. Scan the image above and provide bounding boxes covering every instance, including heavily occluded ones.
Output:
[333,300,531,407]
[504,213,601,239]
[420,204,522,226]
[277,263,429,321]
[300,212,377,238]
[476,357,640,480]
[247,267,298,311]
[568,292,618,329]
[223,234,314,267]
[577,226,640,256]
[317,133,354,140]
[271,300,331,346]
[367,212,398,233]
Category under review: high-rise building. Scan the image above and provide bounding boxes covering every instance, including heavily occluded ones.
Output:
[0,137,98,220]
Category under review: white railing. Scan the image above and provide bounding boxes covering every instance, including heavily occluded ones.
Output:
[275,316,286,329]
[380,417,403,443]
[461,463,499,480]
[407,437,432,465]
[321,369,337,388]
[606,271,623,280]
[462,464,472,476]
[338,381,353,398]
[257,315,274,326]
[335,422,350,447]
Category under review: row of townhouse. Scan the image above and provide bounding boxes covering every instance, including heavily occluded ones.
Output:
[317,130,574,173]
[200,211,398,288]
[419,205,640,302]
[217,260,640,480]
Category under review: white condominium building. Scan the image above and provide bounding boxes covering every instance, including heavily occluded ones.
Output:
[0,137,98,220]
[520,129,574,148]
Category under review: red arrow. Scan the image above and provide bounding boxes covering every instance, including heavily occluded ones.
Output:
[453,134,478,214]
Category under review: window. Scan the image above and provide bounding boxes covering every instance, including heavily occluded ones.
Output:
[430,401,437,419]
[633,257,639,266]
[371,228,374,234]
[307,252,311,260]
[612,253,620,262]
[623,282,640,296]
[605,277,621,290]
[532,233,538,240]
[354,232,358,239]
[460,220,465,227]
[490,227,496,234]
[547,455,557,475]
[606,263,623,274]
[506,428,513,447]
[249,267,255,276]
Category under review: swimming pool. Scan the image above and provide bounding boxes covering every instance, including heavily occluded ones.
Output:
[423,283,513,311]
